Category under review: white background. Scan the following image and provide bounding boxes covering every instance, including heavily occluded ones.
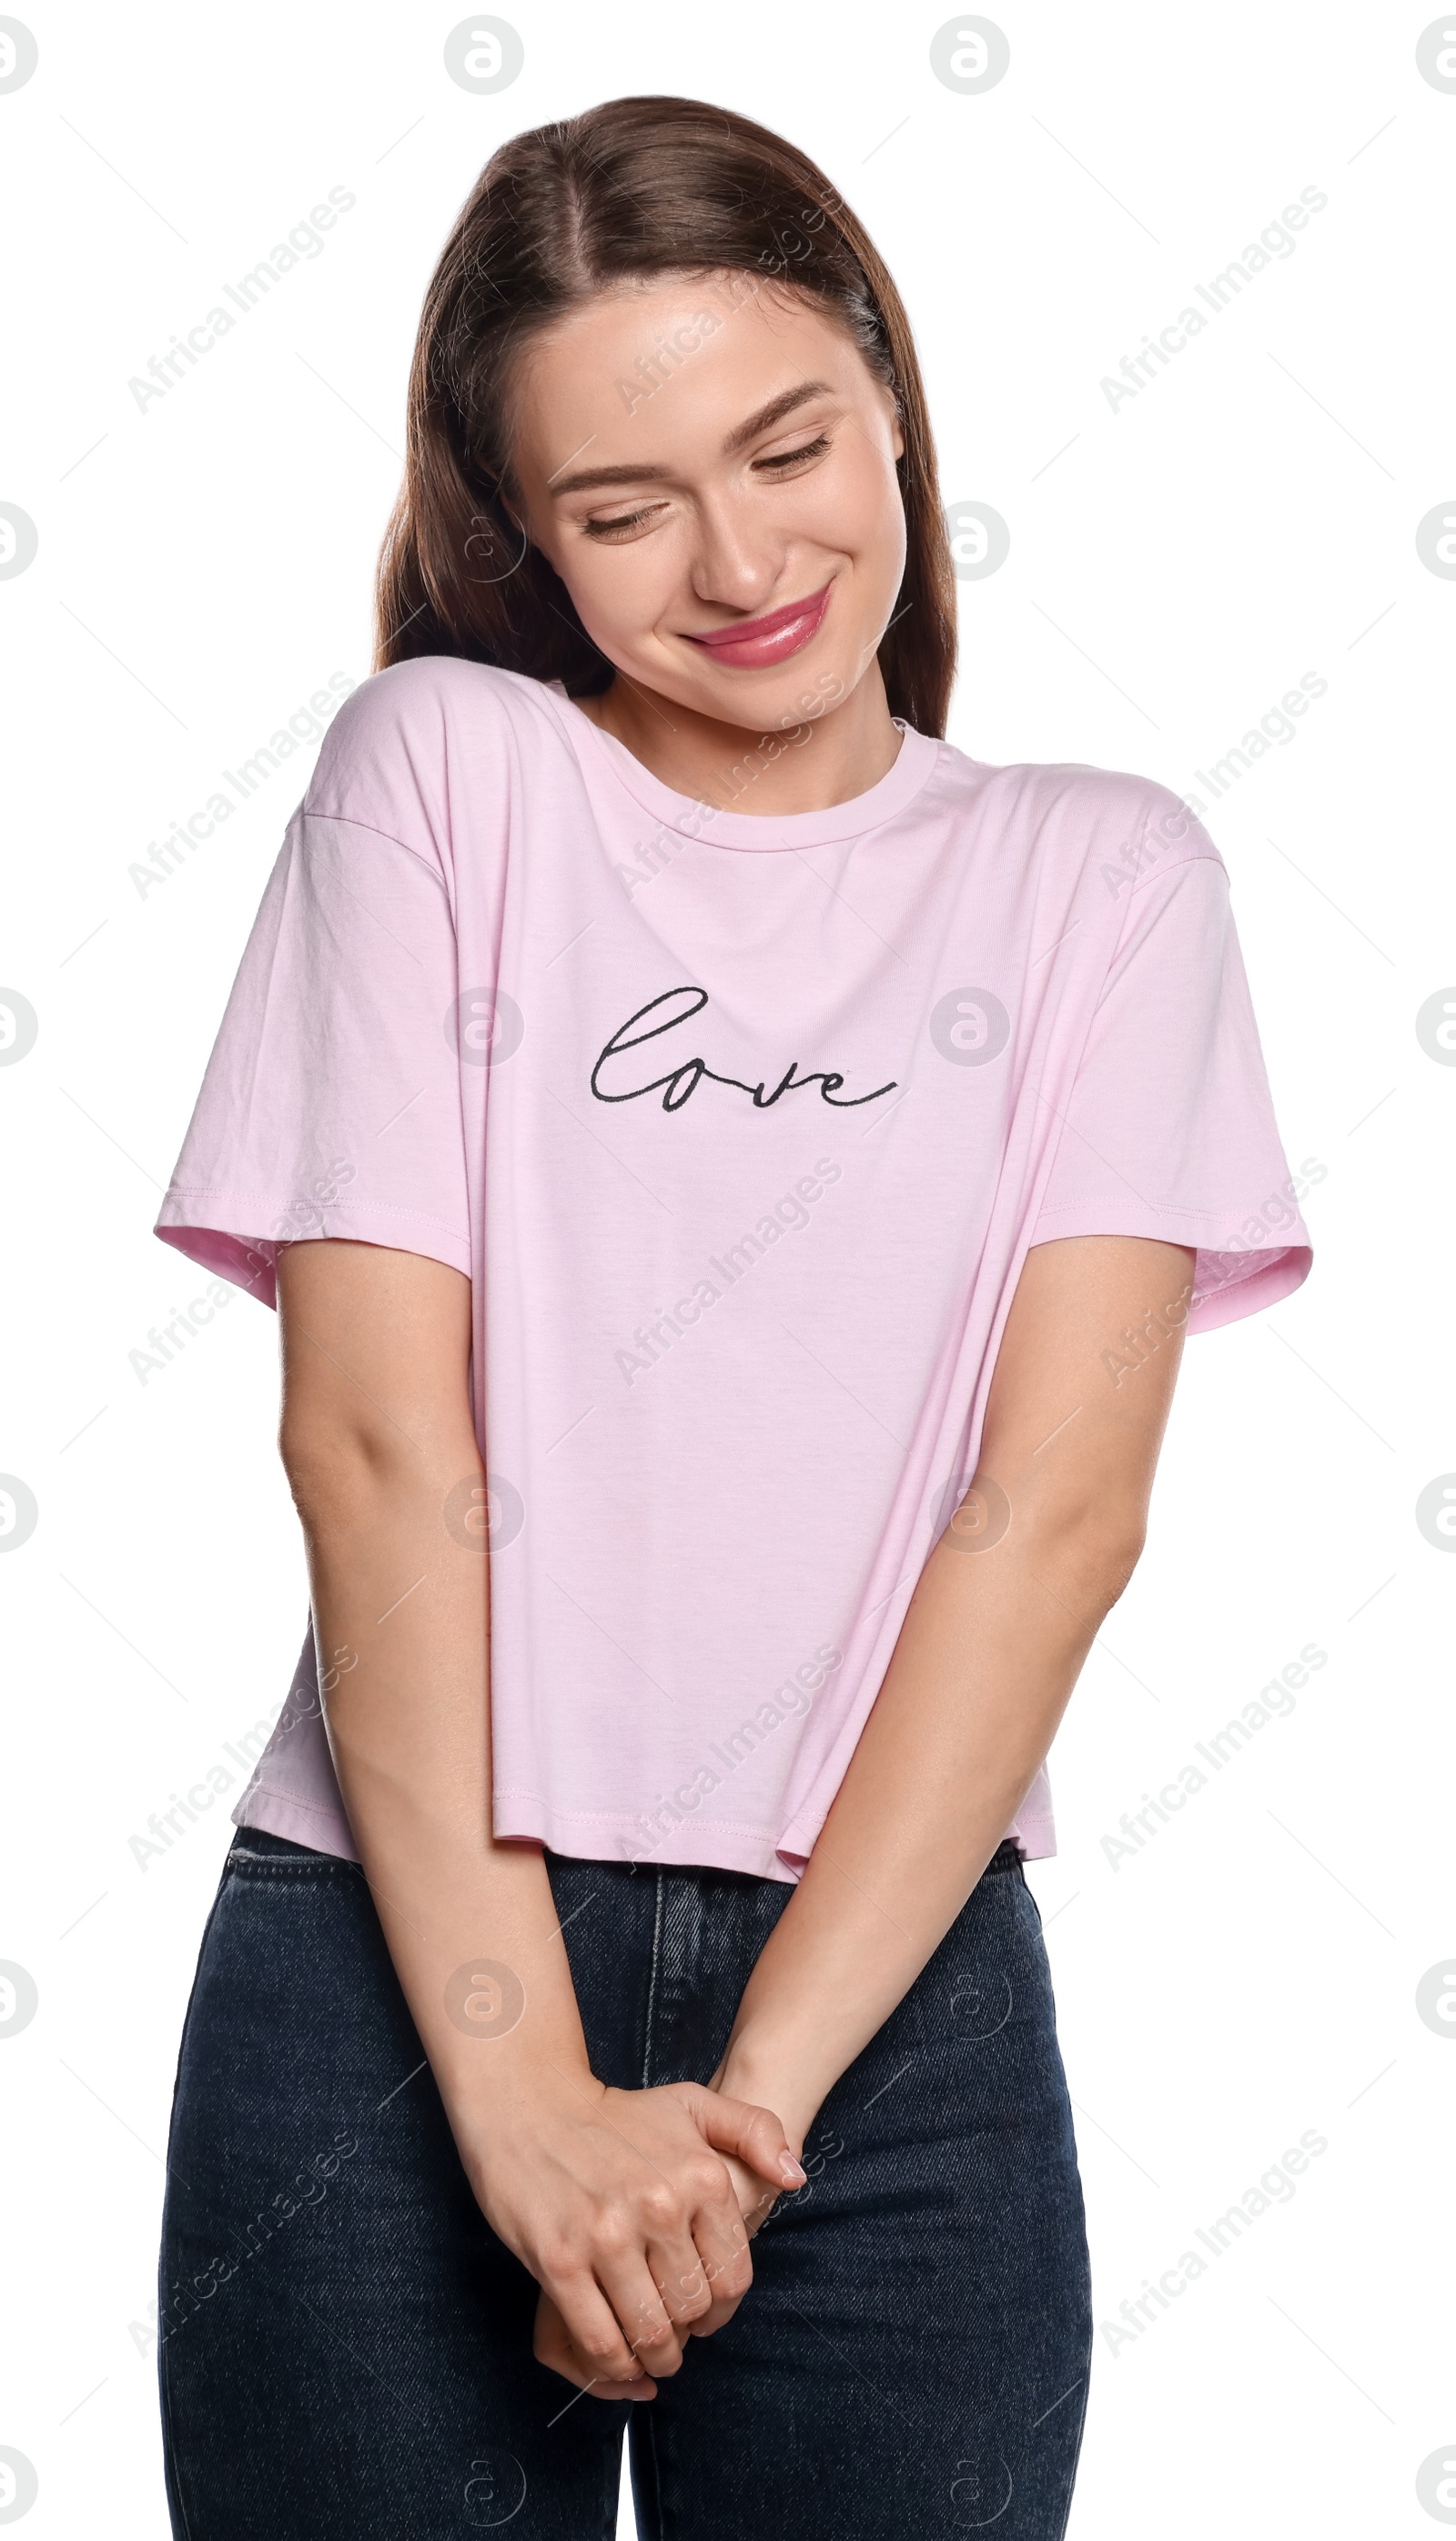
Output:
[2,4,1452,2535]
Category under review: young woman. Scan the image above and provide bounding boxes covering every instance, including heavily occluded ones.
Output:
[152,96,1312,2541]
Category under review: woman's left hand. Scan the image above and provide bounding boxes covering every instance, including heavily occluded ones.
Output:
[531,2115,794,2385]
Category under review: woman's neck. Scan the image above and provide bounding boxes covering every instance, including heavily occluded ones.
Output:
[571,664,904,815]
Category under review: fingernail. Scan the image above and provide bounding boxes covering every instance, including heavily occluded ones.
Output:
[779,2151,806,2184]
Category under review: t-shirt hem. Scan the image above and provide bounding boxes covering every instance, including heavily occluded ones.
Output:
[231,1782,359,1860]
[776,1801,1055,1869]
[494,1797,803,1883]
[1006,1813,1057,1863]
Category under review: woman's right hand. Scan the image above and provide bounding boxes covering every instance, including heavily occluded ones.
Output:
[450,2071,805,2394]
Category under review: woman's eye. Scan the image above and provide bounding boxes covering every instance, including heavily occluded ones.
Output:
[582,504,661,541]
[578,435,830,538]
[754,432,832,473]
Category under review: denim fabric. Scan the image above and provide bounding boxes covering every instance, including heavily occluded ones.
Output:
[158,1829,1091,2537]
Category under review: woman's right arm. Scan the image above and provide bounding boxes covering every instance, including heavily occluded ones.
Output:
[273,1237,803,2396]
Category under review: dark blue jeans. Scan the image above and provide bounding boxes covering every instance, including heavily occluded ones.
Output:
[158,1829,1091,2537]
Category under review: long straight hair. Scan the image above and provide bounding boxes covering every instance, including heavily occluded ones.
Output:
[374,96,956,736]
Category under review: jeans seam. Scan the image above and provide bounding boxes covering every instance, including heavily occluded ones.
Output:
[642,1870,665,2090]
[1047,2368,1091,2539]
[157,1865,229,2541]
[157,2330,197,2541]
[633,2405,666,2540]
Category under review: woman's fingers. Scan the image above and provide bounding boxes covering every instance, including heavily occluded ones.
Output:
[594,2246,693,2381]
[537,2213,713,2394]
[644,2225,715,2333]
[715,2149,780,2241]
[673,2080,806,2192]
[534,2289,644,2395]
[539,2268,660,2395]
[685,2155,755,2310]
[687,2149,780,2336]
[535,2288,657,2398]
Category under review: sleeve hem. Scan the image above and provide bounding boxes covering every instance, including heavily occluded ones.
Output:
[156,1198,472,1310]
[1027,1203,1311,1333]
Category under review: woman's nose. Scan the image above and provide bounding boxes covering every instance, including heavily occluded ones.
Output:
[685,493,786,613]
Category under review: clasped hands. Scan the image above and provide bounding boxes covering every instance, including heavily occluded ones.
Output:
[456,2066,805,2401]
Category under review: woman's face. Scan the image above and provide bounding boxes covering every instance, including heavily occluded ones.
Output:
[508,273,906,734]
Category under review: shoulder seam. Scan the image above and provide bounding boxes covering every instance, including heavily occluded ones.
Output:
[1126,842,1227,898]
[296,807,444,881]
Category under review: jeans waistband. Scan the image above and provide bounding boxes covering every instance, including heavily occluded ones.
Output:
[545,1835,1026,1885]
[231,1827,1026,1883]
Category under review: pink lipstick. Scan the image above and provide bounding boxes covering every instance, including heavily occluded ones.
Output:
[682,580,833,670]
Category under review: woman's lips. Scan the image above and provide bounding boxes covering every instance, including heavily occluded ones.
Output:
[682,580,833,670]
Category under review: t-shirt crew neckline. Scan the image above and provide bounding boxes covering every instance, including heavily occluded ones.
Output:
[544,683,945,851]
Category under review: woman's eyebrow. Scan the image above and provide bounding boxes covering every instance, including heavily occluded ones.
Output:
[722,380,833,454]
[546,380,834,497]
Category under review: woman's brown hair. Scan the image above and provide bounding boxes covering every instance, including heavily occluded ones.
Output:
[373,95,956,735]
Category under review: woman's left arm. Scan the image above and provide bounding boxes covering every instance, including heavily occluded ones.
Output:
[705,1234,1196,2252]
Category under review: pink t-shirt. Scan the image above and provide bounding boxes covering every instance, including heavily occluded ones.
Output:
[156,657,1312,1881]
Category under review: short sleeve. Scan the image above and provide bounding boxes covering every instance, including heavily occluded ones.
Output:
[1029,850,1312,1333]
[155,809,471,1308]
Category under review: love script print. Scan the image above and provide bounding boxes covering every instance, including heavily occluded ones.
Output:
[591,987,898,1115]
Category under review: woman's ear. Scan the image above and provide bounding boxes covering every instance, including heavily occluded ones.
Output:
[497,482,536,555]
[884,386,905,463]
